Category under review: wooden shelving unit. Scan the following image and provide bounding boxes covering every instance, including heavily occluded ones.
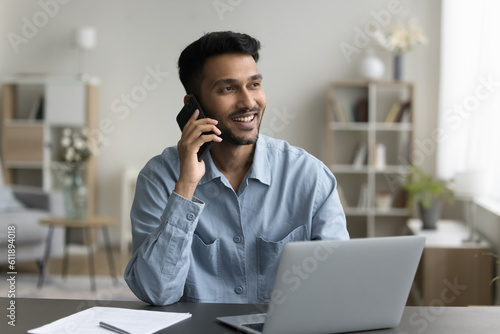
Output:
[325,81,414,238]
[1,75,99,217]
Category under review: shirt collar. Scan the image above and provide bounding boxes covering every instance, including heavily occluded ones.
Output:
[199,135,271,186]
[247,135,271,186]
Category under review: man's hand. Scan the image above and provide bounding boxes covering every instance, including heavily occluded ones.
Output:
[175,109,222,200]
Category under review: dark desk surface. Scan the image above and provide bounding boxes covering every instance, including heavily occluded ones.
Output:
[1,297,500,333]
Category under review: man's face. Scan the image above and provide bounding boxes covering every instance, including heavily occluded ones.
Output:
[199,53,266,146]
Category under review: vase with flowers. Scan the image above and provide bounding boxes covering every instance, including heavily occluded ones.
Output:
[56,128,100,219]
[374,18,427,81]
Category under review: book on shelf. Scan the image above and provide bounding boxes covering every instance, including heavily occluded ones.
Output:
[394,101,410,123]
[331,98,344,122]
[332,96,369,123]
[28,95,44,120]
[385,102,401,123]
[399,106,411,123]
[354,98,368,122]
[385,100,410,123]
[331,98,352,122]
[351,142,367,169]
[340,100,353,122]
[357,183,369,209]
[328,96,339,122]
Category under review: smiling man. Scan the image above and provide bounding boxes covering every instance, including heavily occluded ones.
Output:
[124,31,349,306]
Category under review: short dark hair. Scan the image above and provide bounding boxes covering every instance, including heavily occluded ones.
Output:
[178,31,261,96]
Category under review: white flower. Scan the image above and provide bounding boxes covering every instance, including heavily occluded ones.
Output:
[374,18,427,54]
[73,138,86,150]
[65,147,75,162]
[61,136,71,148]
[59,127,101,165]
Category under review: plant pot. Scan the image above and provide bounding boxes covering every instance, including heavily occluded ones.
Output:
[418,199,442,230]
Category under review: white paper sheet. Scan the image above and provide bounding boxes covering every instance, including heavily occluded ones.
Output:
[28,306,191,334]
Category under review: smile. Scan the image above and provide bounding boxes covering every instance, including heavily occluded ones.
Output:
[232,114,255,123]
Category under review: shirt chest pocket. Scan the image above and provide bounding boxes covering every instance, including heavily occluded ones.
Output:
[256,224,308,302]
[184,233,221,302]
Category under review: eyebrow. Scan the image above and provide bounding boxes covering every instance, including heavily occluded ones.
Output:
[212,74,263,88]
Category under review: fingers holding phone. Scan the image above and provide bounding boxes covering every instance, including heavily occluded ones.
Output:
[178,109,221,161]
[176,96,221,161]
[175,97,222,199]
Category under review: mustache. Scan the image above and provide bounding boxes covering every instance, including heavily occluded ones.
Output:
[228,107,261,118]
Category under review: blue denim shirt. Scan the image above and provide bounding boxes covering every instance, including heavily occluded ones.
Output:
[124,135,348,305]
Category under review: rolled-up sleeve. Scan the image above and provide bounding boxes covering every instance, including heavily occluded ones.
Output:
[311,165,349,241]
[124,172,204,306]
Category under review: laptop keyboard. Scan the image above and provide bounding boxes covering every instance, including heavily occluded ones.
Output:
[242,322,265,333]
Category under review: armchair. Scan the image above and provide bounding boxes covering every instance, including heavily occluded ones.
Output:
[0,186,65,269]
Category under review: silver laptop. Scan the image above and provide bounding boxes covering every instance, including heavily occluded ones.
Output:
[217,235,425,334]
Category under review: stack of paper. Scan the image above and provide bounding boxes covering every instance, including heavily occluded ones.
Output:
[28,307,191,334]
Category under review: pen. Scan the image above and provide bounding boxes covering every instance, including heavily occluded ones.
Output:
[99,321,131,334]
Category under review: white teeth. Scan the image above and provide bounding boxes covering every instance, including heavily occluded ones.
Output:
[233,115,255,122]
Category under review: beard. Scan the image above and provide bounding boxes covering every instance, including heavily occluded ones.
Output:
[203,105,264,146]
[220,122,261,146]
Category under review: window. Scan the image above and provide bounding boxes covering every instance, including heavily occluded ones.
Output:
[438,0,500,200]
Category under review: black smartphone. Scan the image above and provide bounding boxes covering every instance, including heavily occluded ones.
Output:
[176,95,213,161]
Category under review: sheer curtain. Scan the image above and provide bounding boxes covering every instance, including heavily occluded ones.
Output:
[437,0,500,200]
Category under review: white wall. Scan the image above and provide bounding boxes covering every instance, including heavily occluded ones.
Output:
[0,0,442,244]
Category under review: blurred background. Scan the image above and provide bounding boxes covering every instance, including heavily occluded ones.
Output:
[1,0,499,305]
[0,0,441,226]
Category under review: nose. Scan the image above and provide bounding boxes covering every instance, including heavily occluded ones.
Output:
[235,88,255,111]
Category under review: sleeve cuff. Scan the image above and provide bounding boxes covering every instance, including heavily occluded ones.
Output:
[160,191,205,232]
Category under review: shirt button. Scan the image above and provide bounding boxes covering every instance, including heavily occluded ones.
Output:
[234,286,244,294]
[186,213,196,221]
[233,235,242,243]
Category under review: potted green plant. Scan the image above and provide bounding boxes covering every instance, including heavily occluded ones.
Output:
[403,166,454,229]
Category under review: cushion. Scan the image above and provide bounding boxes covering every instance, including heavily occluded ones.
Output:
[0,187,26,212]
[0,209,50,244]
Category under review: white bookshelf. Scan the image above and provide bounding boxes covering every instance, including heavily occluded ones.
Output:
[1,75,99,217]
[325,81,414,238]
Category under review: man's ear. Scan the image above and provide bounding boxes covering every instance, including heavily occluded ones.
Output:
[183,95,191,105]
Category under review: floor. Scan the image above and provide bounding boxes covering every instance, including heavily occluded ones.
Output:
[0,246,137,301]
